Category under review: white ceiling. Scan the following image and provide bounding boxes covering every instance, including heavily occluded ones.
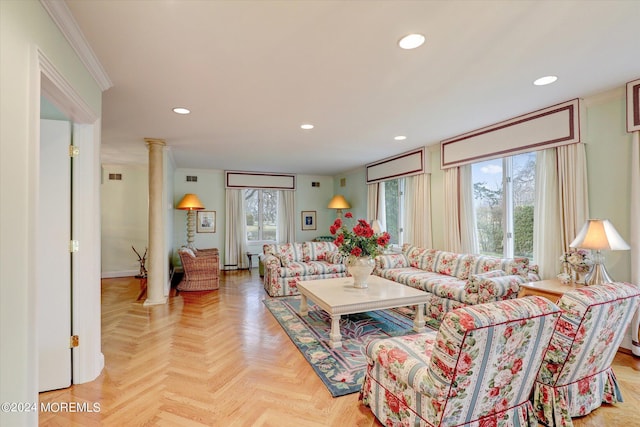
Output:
[64,0,640,175]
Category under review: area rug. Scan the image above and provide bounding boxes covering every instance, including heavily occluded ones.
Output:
[263,296,439,397]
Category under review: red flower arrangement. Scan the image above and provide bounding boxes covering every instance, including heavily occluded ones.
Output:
[329,212,390,258]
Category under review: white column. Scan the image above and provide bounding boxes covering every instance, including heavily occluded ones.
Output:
[144,138,167,305]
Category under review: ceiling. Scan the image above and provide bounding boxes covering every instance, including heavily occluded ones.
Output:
[64,0,640,175]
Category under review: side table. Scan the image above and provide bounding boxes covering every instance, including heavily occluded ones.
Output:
[246,252,259,269]
[518,278,584,303]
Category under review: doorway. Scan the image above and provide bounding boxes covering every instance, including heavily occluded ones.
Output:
[36,53,104,390]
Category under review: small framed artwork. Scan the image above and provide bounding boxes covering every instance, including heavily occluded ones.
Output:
[301,210,317,231]
[197,210,216,233]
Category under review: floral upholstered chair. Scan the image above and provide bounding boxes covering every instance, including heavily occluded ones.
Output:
[532,282,640,426]
[360,296,561,426]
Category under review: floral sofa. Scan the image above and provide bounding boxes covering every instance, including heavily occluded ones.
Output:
[262,241,347,297]
[374,244,540,321]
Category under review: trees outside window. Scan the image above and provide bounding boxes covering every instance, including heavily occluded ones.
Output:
[471,152,535,259]
[244,189,278,242]
[382,179,404,245]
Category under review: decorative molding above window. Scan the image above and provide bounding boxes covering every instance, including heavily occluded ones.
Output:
[441,99,582,169]
[627,78,640,132]
[225,171,296,190]
[366,147,428,184]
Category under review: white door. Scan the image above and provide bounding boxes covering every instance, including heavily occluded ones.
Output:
[37,119,72,392]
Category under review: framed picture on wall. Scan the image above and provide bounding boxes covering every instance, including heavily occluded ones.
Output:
[301,211,316,231]
[197,210,216,233]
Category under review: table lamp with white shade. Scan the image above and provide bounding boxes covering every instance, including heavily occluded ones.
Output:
[176,193,205,248]
[569,219,630,286]
[328,194,350,218]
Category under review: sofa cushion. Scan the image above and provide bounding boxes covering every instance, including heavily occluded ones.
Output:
[276,260,346,277]
[469,274,526,303]
[276,253,291,267]
[324,251,343,264]
[403,245,430,268]
[375,253,409,271]
[377,267,427,285]
[178,247,196,258]
[465,270,506,293]
[432,251,475,279]
[263,243,304,263]
[469,255,529,277]
[303,241,338,262]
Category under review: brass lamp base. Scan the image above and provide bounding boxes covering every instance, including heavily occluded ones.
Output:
[584,261,614,286]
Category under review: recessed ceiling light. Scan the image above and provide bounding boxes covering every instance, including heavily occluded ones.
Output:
[394,135,407,141]
[300,124,314,130]
[398,33,425,50]
[172,107,190,114]
[533,76,558,86]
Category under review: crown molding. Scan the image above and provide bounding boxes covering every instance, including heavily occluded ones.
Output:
[40,0,113,91]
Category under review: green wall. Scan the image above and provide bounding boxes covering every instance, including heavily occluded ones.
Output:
[101,164,149,276]
[1,1,103,425]
[584,89,633,282]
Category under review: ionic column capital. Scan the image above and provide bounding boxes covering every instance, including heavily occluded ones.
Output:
[144,138,166,148]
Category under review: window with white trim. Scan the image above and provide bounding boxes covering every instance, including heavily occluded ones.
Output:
[244,189,278,242]
[381,178,405,246]
[471,152,535,259]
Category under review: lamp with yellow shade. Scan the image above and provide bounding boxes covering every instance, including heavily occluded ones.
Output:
[176,193,205,248]
[328,194,350,218]
[570,219,630,286]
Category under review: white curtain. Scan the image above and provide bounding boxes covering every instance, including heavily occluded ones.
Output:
[557,143,589,251]
[443,166,477,253]
[225,189,249,270]
[631,131,640,284]
[404,173,433,248]
[277,190,295,243]
[533,143,589,279]
[367,182,386,230]
[459,165,479,253]
[631,131,640,356]
[533,149,563,279]
[443,167,462,252]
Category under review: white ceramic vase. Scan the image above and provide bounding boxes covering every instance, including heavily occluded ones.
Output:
[346,256,375,288]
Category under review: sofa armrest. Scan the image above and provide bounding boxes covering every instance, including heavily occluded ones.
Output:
[262,253,282,269]
[466,273,527,303]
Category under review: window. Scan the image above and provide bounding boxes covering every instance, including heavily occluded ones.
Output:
[471,152,535,259]
[381,178,405,245]
[244,189,278,242]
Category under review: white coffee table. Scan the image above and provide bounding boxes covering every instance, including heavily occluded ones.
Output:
[297,275,430,348]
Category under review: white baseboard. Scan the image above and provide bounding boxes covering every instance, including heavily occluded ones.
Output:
[101,270,138,279]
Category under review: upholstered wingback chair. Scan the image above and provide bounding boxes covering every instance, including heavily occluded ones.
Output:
[177,247,219,291]
[360,296,561,426]
[532,282,640,426]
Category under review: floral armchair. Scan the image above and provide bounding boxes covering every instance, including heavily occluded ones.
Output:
[360,296,561,426]
[532,282,640,426]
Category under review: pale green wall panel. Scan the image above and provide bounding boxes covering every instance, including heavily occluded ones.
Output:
[584,90,633,282]
[100,164,149,276]
[295,175,335,241]
[1,1,102,425]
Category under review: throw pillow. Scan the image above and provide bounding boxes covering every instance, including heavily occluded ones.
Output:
[324,251,343,264]
[178,247,196,258]
[466,270,506,293]
[276,253,291,267]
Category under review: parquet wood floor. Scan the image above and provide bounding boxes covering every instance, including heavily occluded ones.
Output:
[39,270,640,426]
